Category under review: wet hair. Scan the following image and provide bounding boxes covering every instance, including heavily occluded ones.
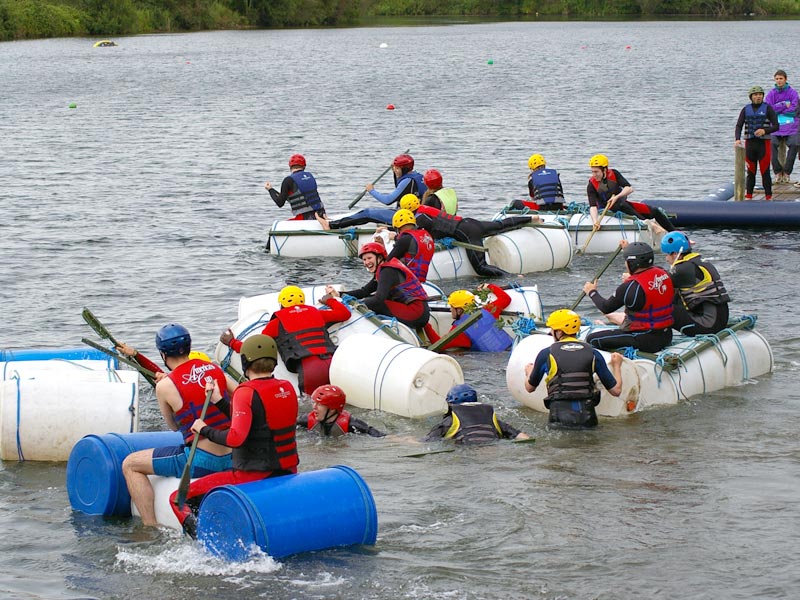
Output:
[775,69,787,79]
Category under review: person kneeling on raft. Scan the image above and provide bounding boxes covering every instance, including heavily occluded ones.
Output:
[325,241,430,330]
[423,284,513,352]
[583,241,674,354]
[661,231,730,336]
[424,384,530,444]
[524,309,623,430]
[297,385,386,438]
[172,335,299,538]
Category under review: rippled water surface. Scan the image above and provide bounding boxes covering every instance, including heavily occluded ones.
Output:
[1,20,799,600]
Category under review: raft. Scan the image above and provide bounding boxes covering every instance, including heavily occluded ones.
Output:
[494,207,663,255]
[67,432,378,560]
[1,348,139,461]
[505,317,772,417]
[643,198,800,229]
[266,216,574,279]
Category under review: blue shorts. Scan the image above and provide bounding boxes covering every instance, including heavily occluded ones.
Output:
[151,445,232,478]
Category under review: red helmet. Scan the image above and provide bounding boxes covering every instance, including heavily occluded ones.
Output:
[312,385,346,411]
[288,154,306,168]
[358,242,387,259]
[393,154,414,170]
[423,169,443,189]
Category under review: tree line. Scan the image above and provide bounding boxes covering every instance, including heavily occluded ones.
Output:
[1,0,798,42]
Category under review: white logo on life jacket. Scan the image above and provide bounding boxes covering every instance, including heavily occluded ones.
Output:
[561,343,584,352]
[275,385,293,399]
[649,273,670,294]
[182,362,217,387]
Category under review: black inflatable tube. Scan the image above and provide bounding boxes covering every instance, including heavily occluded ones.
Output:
[643,198,800,229]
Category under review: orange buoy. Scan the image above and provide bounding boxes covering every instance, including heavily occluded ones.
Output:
[386,104,395,110]
[625,45,632,50]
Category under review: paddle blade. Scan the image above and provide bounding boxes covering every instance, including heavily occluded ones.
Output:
[175,468,191,509]
[81,307,119,345]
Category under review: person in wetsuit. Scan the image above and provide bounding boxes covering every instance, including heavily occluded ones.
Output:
[420,168,458,215]
[525,309,623,430]
[661,231,730,336]
[735,85,780,200]
[424,384,530,444]
[297,385,385,437]
[266,154,327,220]
[385,209,435,283]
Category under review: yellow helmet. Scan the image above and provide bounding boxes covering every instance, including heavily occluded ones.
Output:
[278,285,305,308]
[588,154,609,168]
[392,209,417,229]
[546,309,582,335]
[527,154,546,170]
[399,193,421,212]
[448,290,476,309]
[188,350,211,362]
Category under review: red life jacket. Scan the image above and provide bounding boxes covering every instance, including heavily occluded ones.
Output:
[169,359,231,445]
[271,305,338,372]
[627,267,675,331]
[307,410,351,437]
[233,378,299,472]
[399,228,435,282]
[588,169,620,208]
[376,258,429,304]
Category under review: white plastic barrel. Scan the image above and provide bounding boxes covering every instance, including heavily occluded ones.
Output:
[485,226,573,273]
[506,332,642,417]
[0,368,139,461]
[268,218,377,257]
[329,334,462,418]
[540,213,656,255]
[427,246,479,281]
[131,475,184,529]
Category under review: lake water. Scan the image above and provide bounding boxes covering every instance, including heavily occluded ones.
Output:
[1,19,799,600]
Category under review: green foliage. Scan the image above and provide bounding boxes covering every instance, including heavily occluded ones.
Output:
[0,0,87,40]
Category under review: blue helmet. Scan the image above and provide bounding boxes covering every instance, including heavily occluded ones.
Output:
[660,231,691,255]
[155,323,191,357]
[446,383,478,405]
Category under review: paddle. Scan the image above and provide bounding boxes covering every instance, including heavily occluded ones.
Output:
[346,299,408,342]
[81,337,158,386]
[82,307,122,347]
[576,203,611,255]
[175,380,215,510]
[570,245,623,311]
[401,436,536,458]
[348,148,410,209]
[428,310,482,353]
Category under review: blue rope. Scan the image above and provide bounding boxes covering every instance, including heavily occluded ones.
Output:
[12,372,24,461]
[341,227,358,241]
[511,317,538,338]
[438,237,456,249]
[128,382,136,433]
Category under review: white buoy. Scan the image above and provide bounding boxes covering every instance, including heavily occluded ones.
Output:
[379,43,388,48]
[330,334,462,418]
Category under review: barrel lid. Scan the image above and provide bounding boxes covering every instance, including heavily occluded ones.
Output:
[197,485,265,561]
[66,435,127,516]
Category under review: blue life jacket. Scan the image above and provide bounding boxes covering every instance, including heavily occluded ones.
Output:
[454,309,513,352]
[529,168,565,205]
[744,103,770,139]
[288,170,324,217]
[397,171,428,200]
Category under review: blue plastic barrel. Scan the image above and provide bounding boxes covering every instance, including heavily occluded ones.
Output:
[197,465,378,561]
[0,347,114,364]
[66,431,183,516]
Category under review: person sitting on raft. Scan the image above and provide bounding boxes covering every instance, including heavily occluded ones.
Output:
[122,324,235,529]
[420,168,458,215]
[325,242,430,330]
[400,193,539,278]
[174,334,299,537]
[524,309,623,430]
[661,231,730,336]
[587,153,675,233]
[297,384,386,438]
[220,285,351,395]
[317,153,427,230]
[382,209,436,283]
[423,284,513,352]
[582,241,674,354]
[424,383,530,444]
[266,154,327,221]
[510,153,565,212]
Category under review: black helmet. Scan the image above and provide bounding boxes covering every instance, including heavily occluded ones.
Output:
[623,242,654,272]
[240,334,278,373]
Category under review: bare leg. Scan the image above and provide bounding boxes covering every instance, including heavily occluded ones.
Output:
[315,213,331,231]
[604,311,626,326]
[122,449,158,526]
